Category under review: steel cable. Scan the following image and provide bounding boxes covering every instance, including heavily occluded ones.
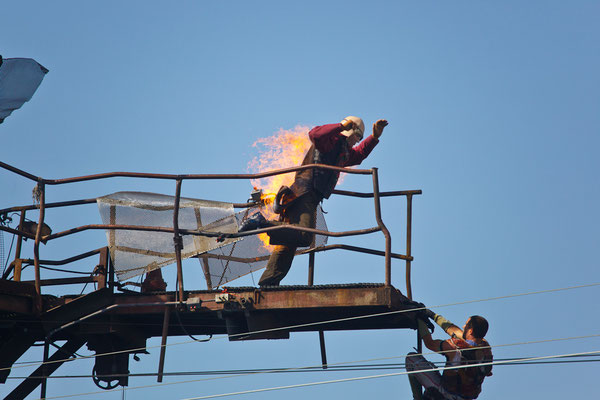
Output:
[2,282,599,373]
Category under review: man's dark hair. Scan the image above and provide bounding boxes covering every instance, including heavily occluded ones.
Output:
[466,315,488,339]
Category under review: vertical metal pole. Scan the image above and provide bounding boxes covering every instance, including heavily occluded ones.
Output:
[307,211,317,286]
[157,306,171,382]
[108,205,116,293]
[406,194,413,300]
[14,211,26,260]
[40,340,49,399]
[318,330,328,369]
[371,168,392,286]
[307,253,315,286]
[97,247,108,289]
[33,183,45,312]
[200,257,213,290]
[11,211,26,281]
[308,249,326,369]
[108,248,115,293]
[1,211,26,281]
[173,179,185,303]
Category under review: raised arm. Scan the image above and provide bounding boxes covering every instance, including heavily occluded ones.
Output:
[417,319,459,354]
[309,123,345,153]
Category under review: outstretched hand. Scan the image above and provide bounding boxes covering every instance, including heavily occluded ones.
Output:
[372,119,388,139]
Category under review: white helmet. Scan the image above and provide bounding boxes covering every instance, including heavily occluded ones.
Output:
[340,116,365,140]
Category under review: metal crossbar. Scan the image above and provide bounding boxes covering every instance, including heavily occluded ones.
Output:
[0,161,421,306]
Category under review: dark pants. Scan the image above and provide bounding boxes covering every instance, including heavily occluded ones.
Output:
[258,191,321,286]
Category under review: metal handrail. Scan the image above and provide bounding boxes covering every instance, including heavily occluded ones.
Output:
[0,161,372,184]
[0,161,420,303]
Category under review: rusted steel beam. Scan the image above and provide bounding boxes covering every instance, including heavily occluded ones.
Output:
[0,293,34,314]
[4,337,86,400]
[332,189,423,198]
[299,244,412,261]
[0,279,37,297]
[0,334,36,384]
[105,286,406,313]
[11,285,417,345]
[0,161,38,181]
[20,248,102,266]
[23,276,97,286]
[42,288,115,335]
[0,198,97,214]
[0,225,35,241]
[46,300,181,338]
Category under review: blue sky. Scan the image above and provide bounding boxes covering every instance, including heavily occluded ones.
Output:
[1,1,599,399]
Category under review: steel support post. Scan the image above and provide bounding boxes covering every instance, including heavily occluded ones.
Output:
[157,306,171,382]
[33,183,45,312]
[371,168,392,286]
[173,179,185,303]
[307,242,327,368]
[406,194,413,300]
[2,211,26,280]
[5,337,86,400]
[40,341,49,399]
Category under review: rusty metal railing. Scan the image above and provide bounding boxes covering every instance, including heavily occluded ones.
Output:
[0,160,421,309]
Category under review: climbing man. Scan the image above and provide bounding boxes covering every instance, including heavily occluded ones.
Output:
[239,116,388,286]
[406,310,493,400]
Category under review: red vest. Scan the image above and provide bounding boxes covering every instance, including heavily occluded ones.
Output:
[441,337,493,399]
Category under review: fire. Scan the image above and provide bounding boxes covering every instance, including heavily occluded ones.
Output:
[247,125,312,249]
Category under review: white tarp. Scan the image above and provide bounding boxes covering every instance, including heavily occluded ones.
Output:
[0,57,48,123]
[97,192,239,281]
[97,191,328,287]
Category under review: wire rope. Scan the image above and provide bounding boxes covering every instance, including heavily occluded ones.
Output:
[7,353,600,380]
[33,350,600,400]
[8,333,600,400]
[2,282,599,373]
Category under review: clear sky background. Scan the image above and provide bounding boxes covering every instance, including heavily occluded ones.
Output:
[1,1,599,399]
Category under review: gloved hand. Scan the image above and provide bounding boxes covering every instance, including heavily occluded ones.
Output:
[405,300,435,333]
[423,308,436,320]
[417,317,435,337]
[372,119,388,138]
[422,317,435,333]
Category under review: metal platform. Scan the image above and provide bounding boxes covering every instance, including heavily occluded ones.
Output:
[40,283,418,341]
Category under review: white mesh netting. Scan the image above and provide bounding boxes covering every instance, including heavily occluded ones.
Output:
[97,191,328,288]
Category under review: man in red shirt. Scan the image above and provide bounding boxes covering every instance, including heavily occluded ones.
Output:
[240,116,388,286]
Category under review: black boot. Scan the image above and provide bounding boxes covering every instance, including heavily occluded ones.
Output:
[238,212,268,232]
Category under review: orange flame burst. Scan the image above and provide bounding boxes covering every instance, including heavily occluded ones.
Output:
[247,125,312,249]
